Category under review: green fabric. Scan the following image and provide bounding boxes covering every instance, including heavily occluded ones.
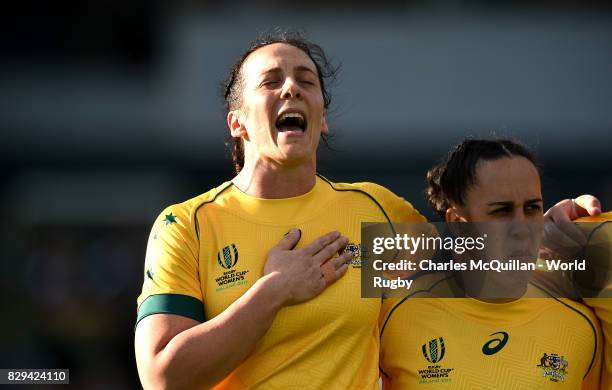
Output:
[136,294,204,328]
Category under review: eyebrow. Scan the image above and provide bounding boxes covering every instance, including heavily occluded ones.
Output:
[261,66,317,76]
[486,198,543,206]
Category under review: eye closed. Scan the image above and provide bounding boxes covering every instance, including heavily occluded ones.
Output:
[261,80,280,87]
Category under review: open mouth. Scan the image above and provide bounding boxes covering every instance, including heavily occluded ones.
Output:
[275,112,307,133]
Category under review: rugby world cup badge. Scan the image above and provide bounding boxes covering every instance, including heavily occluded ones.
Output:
[215,243,249,292]
[422,337,445,363]
[217,243,239,269]
[418,337,454,384]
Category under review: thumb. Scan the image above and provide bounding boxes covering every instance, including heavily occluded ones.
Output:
[574,195,602,218]
[276,228,301,250]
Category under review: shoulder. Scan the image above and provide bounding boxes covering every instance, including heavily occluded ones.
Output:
[553,298,602,379]
[318,177,400,199]
[317,176,426,222]
[150,181,234,239]
[380,273,452,336]
[176,181,234,216]
[543,298,601,352]
[554,298,600,327]
[530,283,601,327]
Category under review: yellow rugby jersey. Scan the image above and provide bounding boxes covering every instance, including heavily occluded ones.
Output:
[136,175,425,389]
[579,211,612,389]
[379,274,602,389]
[575,211,612,223]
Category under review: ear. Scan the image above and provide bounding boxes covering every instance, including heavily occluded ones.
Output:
[446,207,467,223]
[445,207,468,238]
[227,110,247,138]
[320,112,329,135]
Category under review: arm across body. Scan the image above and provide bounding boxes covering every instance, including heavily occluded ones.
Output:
[135,228,354,390]
[541,197,610,389]
[135,274,284,390]
[543,194,601,250]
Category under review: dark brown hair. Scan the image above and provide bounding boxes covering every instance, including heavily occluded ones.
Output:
[426,138,539,218]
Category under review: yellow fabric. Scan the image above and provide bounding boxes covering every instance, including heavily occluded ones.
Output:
[575,211,612,223]
[579,211,612,389]
[137,175,425,389]
[380,274,602,389]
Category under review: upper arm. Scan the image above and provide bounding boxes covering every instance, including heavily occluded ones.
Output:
[135,313,200,366]
[136,205,205,326]
[135,314,200,389]
[134,204,205,386]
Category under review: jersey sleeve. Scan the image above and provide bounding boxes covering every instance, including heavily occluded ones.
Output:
[135,203,204,327]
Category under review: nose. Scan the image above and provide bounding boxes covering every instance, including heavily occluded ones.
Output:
[281,78,301,100]
[509,210,531,240]
[512,209,527,222]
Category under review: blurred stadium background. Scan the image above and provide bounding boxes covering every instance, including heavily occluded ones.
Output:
[1,1,610,388]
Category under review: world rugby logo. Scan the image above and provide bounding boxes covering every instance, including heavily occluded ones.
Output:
[422,337,446,363]
[217,244,239,269]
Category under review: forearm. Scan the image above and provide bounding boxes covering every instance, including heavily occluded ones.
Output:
[151,274,285,389]
[137,229,350,389]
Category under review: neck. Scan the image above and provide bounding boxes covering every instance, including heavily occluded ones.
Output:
[453,253,527,302]
[459,270,527,303]
[232,158,317,199]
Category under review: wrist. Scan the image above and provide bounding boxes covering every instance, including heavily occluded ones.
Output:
[254,273,290,310]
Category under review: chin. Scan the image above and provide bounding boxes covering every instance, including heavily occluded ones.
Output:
[278,147,314,161]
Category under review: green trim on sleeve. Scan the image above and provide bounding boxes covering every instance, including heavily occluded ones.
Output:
[136,294,205,328]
